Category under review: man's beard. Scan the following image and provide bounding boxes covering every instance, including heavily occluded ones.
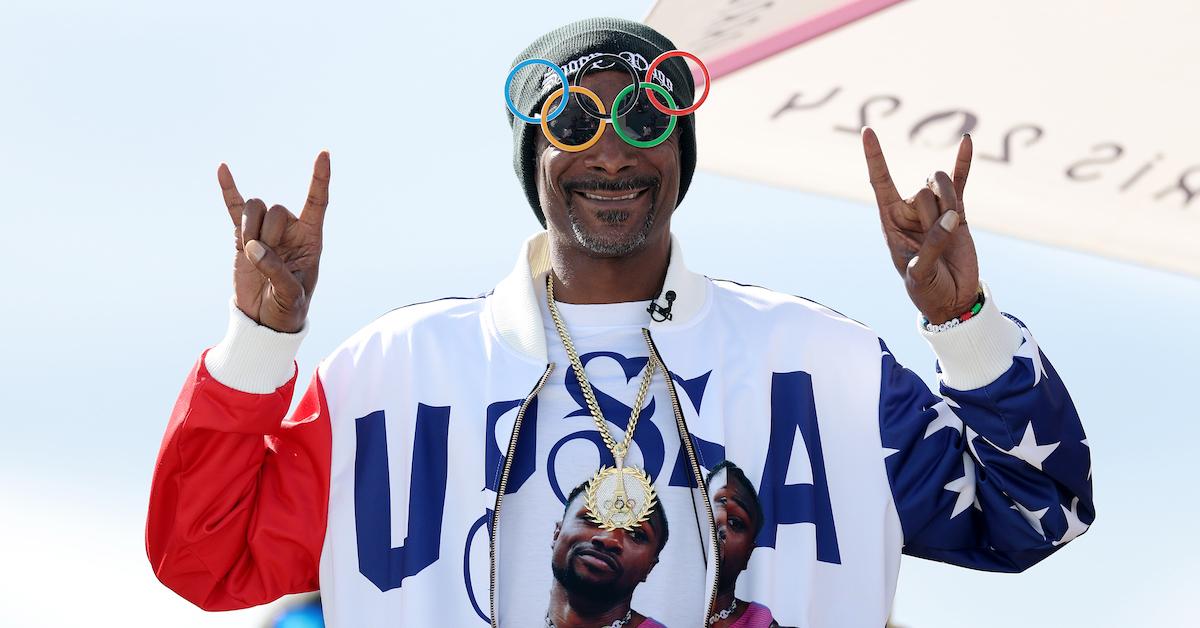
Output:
[551,552,629,608]
[562,175,660,257]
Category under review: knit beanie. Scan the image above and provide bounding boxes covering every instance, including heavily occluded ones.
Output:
[506,17,698,227]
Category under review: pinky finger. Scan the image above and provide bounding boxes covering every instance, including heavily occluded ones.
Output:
[244,240,304,300]
[953,134,973,201]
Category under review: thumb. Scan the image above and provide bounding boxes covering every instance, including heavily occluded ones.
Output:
[244,240,304,300]
[908,210,959,282]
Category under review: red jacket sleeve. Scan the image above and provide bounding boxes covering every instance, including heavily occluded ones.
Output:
[145,351,332,610]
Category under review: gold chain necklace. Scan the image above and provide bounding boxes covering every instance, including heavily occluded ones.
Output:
[546,274,658,531]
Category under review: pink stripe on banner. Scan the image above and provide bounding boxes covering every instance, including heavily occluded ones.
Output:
[704,0,909,81]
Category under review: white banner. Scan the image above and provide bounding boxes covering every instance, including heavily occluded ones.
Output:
[646,0,1200,277]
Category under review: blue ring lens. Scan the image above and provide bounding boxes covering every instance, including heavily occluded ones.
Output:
[505,59,569,124]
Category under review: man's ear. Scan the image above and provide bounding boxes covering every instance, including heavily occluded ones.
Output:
[552,520,562,548]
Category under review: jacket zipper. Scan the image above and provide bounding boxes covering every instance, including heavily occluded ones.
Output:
[489,363,554,628]
[643,329,720,624]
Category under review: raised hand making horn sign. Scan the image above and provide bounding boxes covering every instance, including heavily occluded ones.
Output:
[861,127,979,325]
[217,151,330,334]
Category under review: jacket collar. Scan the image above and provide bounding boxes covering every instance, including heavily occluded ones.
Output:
[489,231,709,364]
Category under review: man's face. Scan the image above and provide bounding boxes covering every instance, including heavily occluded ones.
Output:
[534,69,682,257]
[709,468,758,589]
[551,495,662,605]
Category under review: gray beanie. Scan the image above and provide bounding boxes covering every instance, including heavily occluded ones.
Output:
[506,17,698,227]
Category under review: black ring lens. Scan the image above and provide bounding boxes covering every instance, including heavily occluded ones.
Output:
[572,53,641,121]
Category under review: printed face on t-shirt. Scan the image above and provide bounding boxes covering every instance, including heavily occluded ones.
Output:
[709,467,759,588]
[550,493,662,605]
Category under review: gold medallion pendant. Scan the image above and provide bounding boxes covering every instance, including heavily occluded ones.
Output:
[585,465,658,531]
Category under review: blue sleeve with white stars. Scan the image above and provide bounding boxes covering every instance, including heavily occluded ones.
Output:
[879,314,1094,572]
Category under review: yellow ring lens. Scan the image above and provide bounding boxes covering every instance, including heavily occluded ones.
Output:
[541,86,607,153]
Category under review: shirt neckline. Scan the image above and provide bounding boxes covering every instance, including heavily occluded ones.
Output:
[536,281,653,329]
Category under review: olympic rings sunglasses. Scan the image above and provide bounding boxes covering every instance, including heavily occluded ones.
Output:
[504,50,710,152]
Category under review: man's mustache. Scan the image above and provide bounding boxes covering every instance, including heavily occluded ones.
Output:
[562,175,660,194]
[571,544,623,575]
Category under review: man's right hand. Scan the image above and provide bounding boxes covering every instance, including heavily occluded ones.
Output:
[218,151,330,333]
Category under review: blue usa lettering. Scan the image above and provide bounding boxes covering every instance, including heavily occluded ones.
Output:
[757,371,841,563]
[354,405,451,591]
[461,512,491,623]
[485,398,539,496]
[359,364,841,602]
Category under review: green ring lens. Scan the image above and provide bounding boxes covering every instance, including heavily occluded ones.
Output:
[611,82,678,149]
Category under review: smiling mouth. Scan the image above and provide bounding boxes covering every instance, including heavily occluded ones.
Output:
[572,187,650,204]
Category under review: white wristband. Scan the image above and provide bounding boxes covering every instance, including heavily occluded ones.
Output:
[203,299,308,394]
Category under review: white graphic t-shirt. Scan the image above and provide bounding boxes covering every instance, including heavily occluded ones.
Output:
[494,281,708,627]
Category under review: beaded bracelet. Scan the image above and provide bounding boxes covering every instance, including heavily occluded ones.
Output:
[922,290,986,333]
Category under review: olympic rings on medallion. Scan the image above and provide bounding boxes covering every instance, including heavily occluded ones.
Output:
[644,50,710,116]
[505,58,569,124]
[541,86,607,153]
[612,82,678,149]
[573,53,641,121]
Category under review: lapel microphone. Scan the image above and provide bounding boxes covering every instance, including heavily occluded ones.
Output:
[647,290,676,322]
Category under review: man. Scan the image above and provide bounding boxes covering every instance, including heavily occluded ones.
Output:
[706,461,780,628]
[549,483,668,627]
[146,16,1093,627]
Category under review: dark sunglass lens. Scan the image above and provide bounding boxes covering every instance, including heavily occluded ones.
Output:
[545,96,600,146]
[616,97,672,142]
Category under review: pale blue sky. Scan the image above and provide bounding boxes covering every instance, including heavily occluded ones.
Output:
[2,1,1197,626]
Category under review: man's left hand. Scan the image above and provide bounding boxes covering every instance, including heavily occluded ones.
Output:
[861,127,980,325]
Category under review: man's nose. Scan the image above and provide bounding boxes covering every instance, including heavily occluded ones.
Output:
[590,529,624,554]
[713,511,728,542]
[581,122,638,176]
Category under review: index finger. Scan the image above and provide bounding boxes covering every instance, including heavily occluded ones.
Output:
[217,162,245,227]
[861,127,903,208]
[952,133,973,202]
[299,150,331,227]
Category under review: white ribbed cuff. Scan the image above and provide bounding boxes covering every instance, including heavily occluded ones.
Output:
[919,281,1023,390]
[203,299,308,394]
